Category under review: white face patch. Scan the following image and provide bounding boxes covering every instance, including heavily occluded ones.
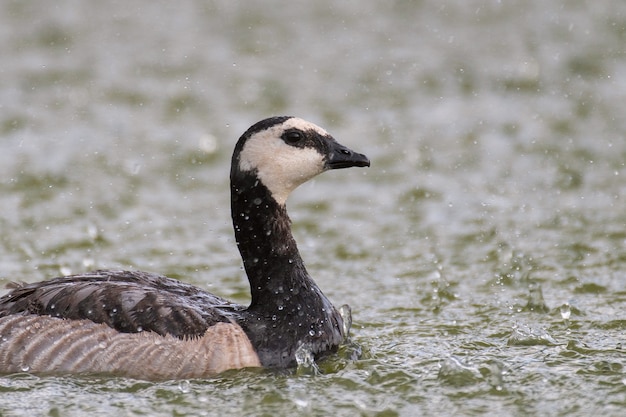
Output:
[238,118,328,205]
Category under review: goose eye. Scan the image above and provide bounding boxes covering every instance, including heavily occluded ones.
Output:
[283,131,303,144]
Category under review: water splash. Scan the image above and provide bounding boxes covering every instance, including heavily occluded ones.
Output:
[438,356,482,386]
[495,248,535,286]
[525,280,549,313]
[484,361,505,391]
[178,380,191,393]
[507,322,558,346]
[295,343,320,376]
[338,304,352,337]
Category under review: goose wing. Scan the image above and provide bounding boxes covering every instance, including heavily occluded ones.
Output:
[0,270,240,339]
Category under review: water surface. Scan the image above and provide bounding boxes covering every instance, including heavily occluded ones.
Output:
[1,1,626,416]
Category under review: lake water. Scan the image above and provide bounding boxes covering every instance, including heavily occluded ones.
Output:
[1,1,626,416]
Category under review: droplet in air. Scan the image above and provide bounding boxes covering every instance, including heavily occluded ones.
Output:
[87,223,99,239]
[130,162,141,175]
[198,134,217,154]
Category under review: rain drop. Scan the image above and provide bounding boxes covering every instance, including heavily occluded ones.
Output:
[130,162,142,175]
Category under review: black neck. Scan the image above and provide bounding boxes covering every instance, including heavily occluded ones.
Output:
[230,171,311,309]
[230,170,344,367]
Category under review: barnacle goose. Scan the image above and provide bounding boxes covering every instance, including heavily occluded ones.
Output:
[0,116,370,380]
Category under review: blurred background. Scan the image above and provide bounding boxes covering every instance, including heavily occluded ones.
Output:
[1,1,625,416]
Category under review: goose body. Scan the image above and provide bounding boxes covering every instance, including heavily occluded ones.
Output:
[0,116,369,380]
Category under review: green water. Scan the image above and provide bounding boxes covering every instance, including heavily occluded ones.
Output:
[2,0,626,416]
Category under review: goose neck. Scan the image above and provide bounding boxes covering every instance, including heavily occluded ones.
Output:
[230,177,310,308]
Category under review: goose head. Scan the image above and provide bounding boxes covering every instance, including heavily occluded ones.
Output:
[231,116,370,205]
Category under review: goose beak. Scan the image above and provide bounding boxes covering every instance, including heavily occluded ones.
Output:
[326,141,370,170]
